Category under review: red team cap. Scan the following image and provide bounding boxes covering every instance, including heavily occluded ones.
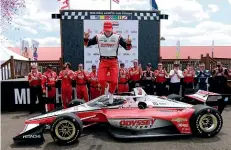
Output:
[103,21,113,32]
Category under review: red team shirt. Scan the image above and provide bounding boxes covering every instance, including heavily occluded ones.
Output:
[74,71,88,85]
[154,70,166,83]
[119,68,130,83]
[129,67,141,81]
[28,71,43,86]
[183,69,195,83]
[58,69,74,86]
[89,72,99,87]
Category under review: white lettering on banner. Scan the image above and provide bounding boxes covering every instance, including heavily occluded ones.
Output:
[27,88,30,104]
[84,20,138,70]
[14,88,30,104]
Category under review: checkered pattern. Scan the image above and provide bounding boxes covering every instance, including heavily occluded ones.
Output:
[133,12,159,20]
[61,11,89,20]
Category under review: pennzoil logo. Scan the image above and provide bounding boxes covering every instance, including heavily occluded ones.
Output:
[172,118,187,122]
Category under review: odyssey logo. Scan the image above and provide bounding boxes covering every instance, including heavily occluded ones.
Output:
[101,43,115,47]
[119,119,155,127]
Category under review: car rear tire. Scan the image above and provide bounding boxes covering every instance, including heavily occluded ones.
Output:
[50,113,83,145]
[189,105,223,138]
[67,99,85,108]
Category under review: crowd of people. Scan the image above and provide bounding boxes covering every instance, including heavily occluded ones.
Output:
[27,59,231,114]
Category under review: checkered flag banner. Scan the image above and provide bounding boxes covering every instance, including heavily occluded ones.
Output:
[134,12,159,20]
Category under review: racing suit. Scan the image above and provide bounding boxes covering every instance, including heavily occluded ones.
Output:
[89,71,100,100]
[141,70,154,95]
[59,69,74,108]
[118,68,129,93]
[74,70,89,102]
[196,69,211,91]
[28,71,44,113]
[129,66,142,91]
[154,69,167,96]
[183,69,195,94]
[84,33,131,95]
[42,71,57,111]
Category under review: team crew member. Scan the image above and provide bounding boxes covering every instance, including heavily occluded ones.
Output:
[141,63,155,95]
[212,62,228,94]
[169,61,184,95]
[28,65,44,114]
[129,59,142,91]
[84,21,132,95]
[42,65,57,112]
[88,65,100,100]
[228,68,231,78]
[183,63,195,94]
[106,71,111,90]
[154,63,168,96]
[58,62,74,108]
[196,63,211,91]
[118,63,129,93]
[74,64,89,102]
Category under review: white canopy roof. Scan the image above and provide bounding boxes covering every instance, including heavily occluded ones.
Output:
[0,45,29,63]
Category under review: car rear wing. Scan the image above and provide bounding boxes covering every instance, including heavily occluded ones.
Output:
[185,90,230,103]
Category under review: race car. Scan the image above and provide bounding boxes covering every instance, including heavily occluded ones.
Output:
[13,87,225,145]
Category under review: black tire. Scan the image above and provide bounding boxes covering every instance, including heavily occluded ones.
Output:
[50,113,83,145]
[67,99,85,108]
[138,102,147,109]
[189,105,223,138]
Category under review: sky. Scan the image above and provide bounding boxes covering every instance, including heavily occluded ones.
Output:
[1,0,231,47]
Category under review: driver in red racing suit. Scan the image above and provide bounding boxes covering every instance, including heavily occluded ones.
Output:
[84,21,132,95]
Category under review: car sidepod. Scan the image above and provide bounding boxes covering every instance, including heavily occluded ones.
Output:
[189,105,223,137]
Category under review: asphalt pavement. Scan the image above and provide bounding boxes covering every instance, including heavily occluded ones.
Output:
[1,106,231,150]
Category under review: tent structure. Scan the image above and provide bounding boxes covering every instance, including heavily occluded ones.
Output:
[0,45,29,65]
[0,46,29,80]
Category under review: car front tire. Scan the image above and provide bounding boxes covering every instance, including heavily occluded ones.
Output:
[50,113,83,145]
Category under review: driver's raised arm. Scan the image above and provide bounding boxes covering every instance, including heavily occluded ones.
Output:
[119,36,132,50]
[84,36,98,47]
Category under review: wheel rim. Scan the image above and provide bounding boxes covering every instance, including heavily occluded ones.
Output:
[55,120,78,140]
[198,114,218,133]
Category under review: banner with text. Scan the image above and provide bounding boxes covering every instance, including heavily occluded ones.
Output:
[83,20,139,72]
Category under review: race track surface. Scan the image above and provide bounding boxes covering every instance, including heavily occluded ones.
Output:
[1,106,231,150]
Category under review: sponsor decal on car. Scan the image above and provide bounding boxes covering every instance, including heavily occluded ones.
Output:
[23,134,41,139]
[172,118,187,122]
[178,124,189,128]
[119,119,155,127]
